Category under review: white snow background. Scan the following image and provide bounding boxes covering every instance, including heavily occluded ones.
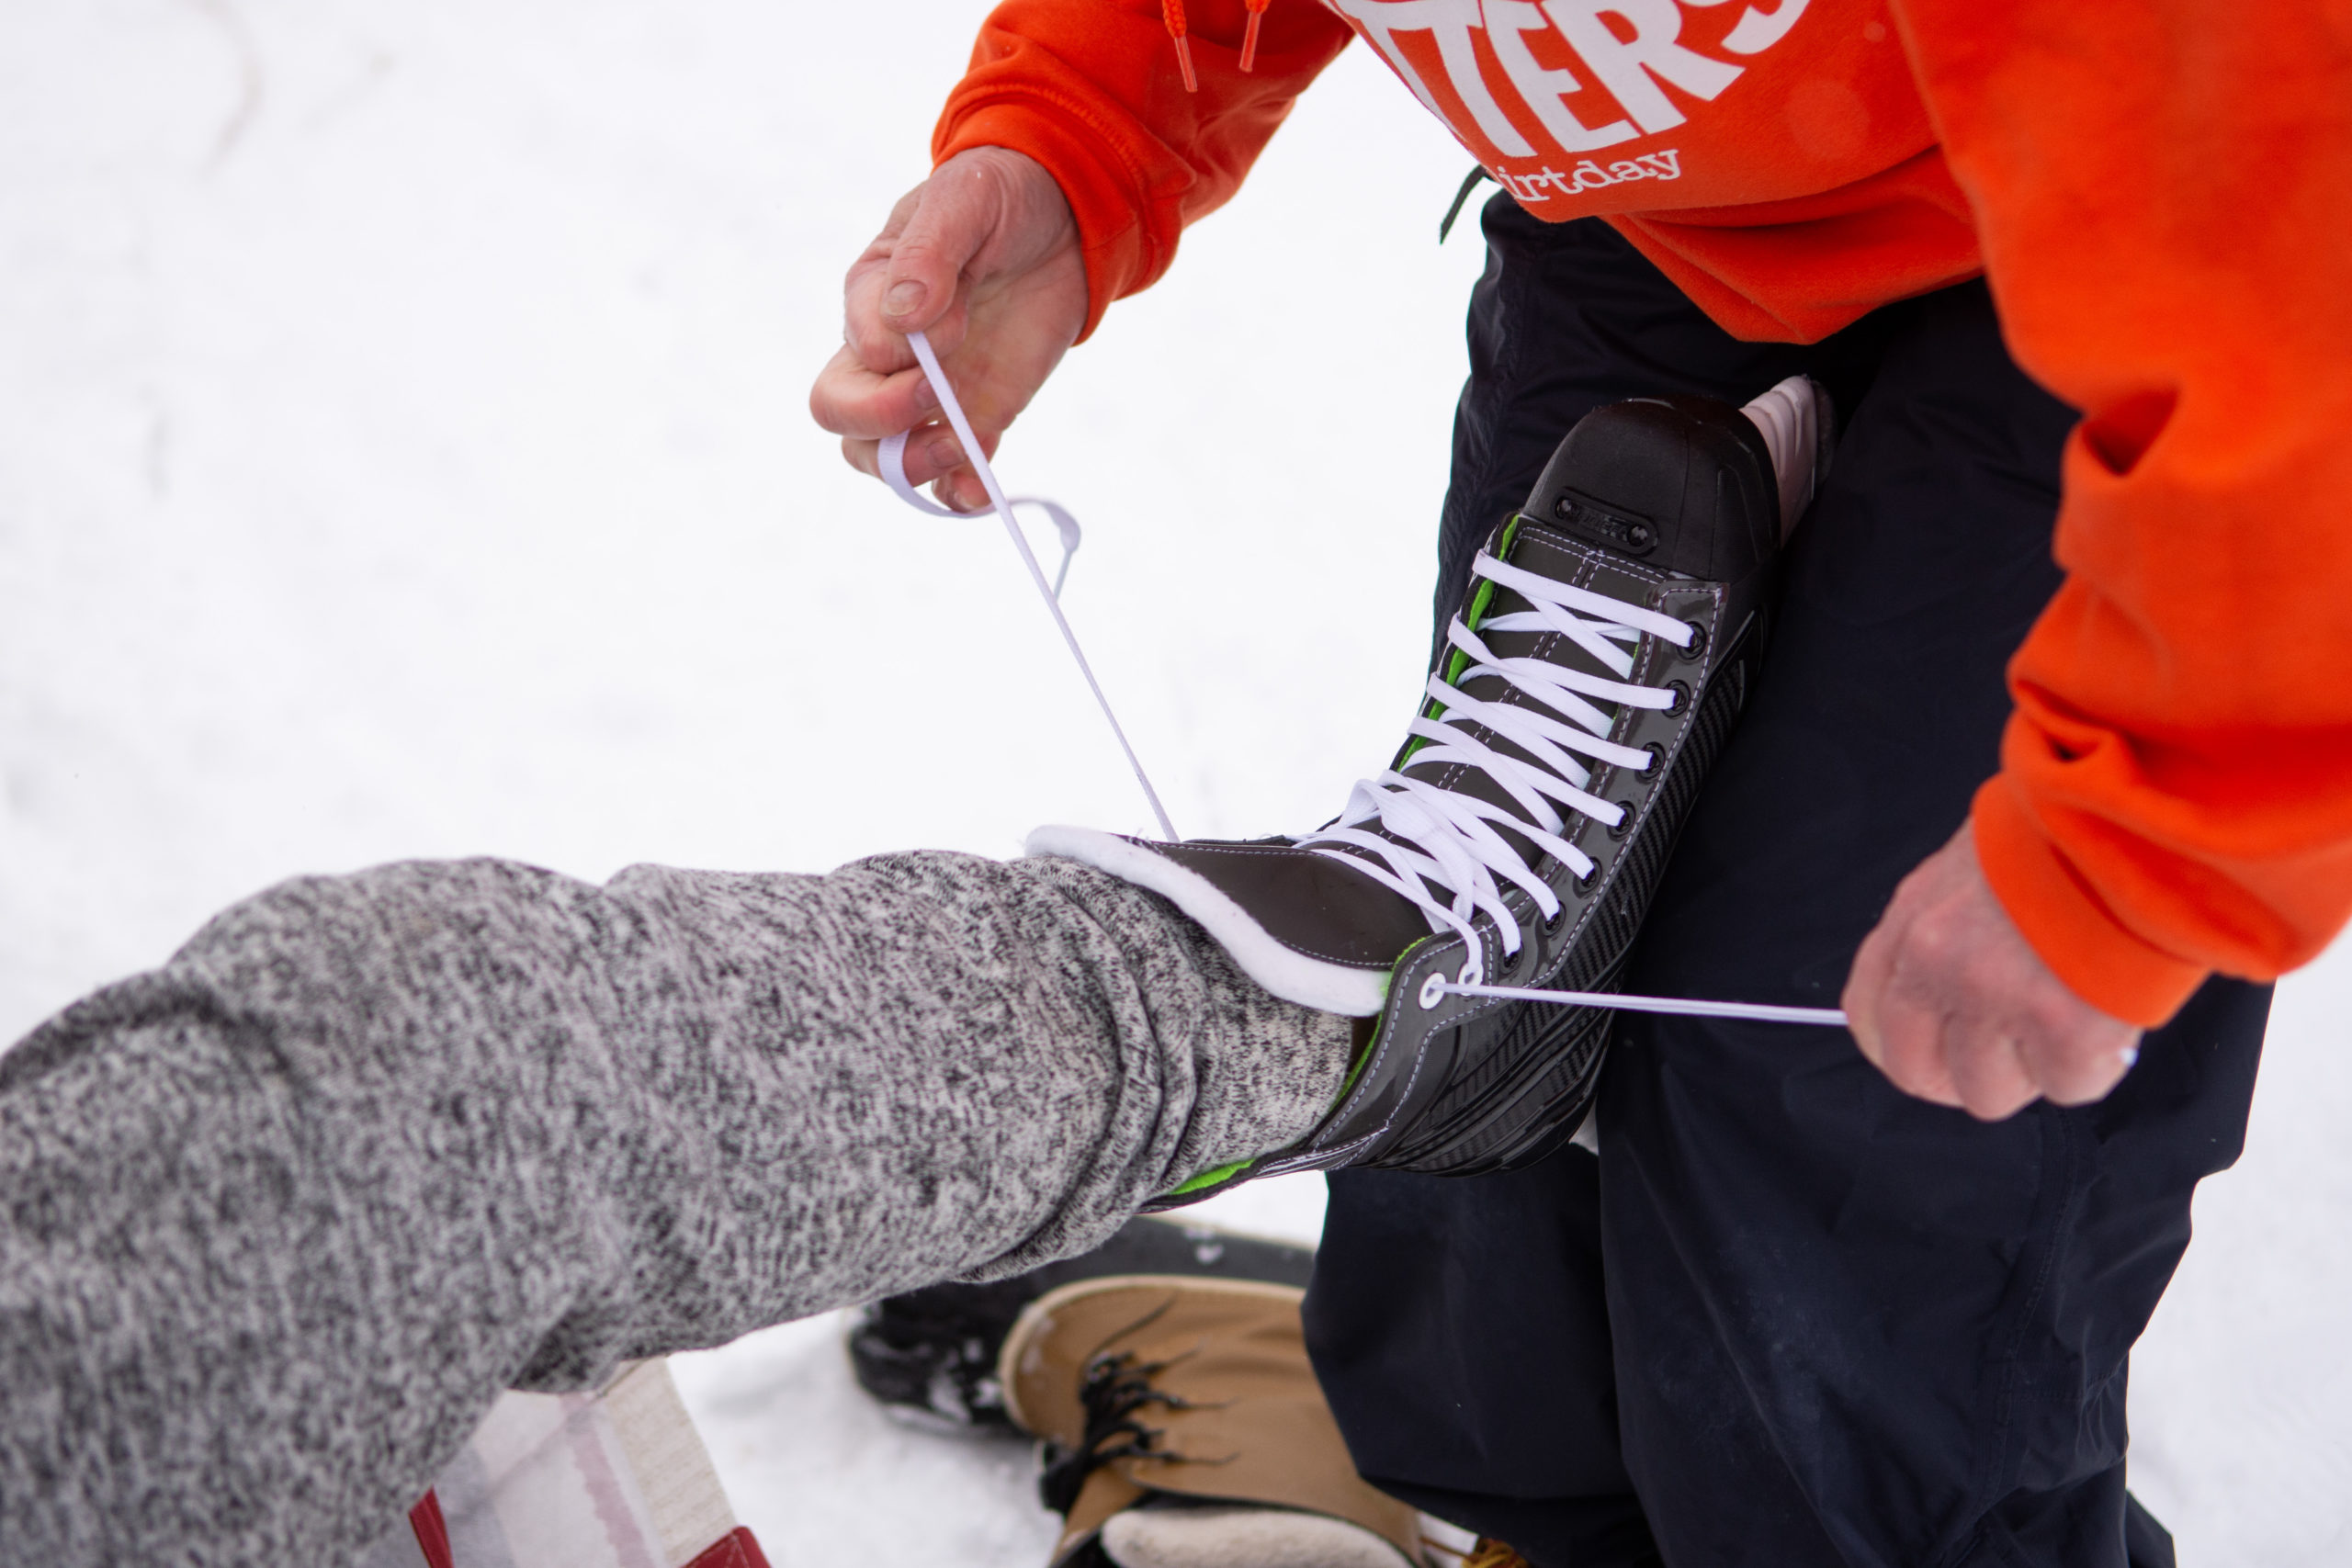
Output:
[1,3,2344,1562]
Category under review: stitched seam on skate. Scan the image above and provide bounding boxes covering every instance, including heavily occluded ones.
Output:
[1313,939,1516,1155]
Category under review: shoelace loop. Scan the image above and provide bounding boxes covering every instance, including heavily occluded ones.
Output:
[876,429,1080,598]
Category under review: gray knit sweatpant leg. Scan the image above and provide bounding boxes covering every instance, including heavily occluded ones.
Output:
[0,851,1350,1566]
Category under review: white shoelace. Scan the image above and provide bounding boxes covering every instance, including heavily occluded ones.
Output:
[888,330,1177,841]
[877,430,1081,599]
[1296,548,1845,1027]
[878,345,1845,1029]
[1299,551,1691,967]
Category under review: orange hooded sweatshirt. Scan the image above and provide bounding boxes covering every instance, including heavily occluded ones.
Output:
[933,0,2352,1026]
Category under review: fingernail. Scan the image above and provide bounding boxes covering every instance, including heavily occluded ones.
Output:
[928,434,964,470]
[912,378,940,413]
[2118,1044,2140,1068]
[883,280,925,318]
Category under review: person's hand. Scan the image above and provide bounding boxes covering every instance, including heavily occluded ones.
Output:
[809,146,1088,513]
[1843,822,2143,1120]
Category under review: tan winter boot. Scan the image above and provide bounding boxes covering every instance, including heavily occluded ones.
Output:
[1000,1277,1424,1568]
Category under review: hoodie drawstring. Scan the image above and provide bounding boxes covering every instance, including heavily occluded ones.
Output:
[1161,0,1199,93]
[1242,0,1272,73]
[1165,0,1274,92]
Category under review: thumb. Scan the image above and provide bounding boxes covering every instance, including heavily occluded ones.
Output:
[877,159,1001,340]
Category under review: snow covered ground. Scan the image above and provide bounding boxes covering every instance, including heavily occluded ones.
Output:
[2,3,2344,1562]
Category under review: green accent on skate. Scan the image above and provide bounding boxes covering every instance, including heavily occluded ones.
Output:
[1336,1014,1380,1103]
[1151,942,1430,1208]
[1165,1159,1252,1198]
[1402,514,1526,767]
[1332,935,1429,1103]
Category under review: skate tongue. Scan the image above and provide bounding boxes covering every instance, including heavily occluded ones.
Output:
[1521,395,1779,581]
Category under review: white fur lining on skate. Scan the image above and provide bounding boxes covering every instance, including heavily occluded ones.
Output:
[1024,826,1390,1019]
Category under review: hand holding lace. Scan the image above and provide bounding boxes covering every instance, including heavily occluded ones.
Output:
[1845,822,2143,1119]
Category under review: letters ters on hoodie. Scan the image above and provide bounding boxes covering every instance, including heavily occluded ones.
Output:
[933,0,2352,1024]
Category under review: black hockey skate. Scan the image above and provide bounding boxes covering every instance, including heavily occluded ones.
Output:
[1032,381,1826,1204]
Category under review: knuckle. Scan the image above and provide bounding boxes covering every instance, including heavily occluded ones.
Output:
[1948,1028,2034,1119]
[1905,906,1966,964]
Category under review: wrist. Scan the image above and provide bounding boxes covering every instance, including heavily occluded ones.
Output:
[1969,776,2209,1027]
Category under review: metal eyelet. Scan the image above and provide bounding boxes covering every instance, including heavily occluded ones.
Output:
[1574,861,1600,895]
[1418,972,1448,1010]
[1676,619,1708,661]
[1662,680,1690,717]
[1606,801,1639,840]
[1497,903,1540,982]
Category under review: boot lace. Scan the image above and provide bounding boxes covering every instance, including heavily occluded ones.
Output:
[1038,1346,1226,1515]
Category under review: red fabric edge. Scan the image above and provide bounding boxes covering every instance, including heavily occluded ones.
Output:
[408,1489,456,1568]
[685,1525,775,1568]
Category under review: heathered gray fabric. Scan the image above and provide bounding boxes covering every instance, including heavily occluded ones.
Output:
[0,851,1351,1566]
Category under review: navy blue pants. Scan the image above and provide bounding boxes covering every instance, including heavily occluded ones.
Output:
[1303,201,2271,1568]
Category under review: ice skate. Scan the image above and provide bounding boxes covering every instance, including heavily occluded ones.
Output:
[1033,379,1829,1201]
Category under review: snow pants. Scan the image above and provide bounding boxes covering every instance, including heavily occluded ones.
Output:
[0,853,1351,1564]
[1303,203,2273,1568]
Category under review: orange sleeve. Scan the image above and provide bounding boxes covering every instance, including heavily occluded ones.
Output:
[1893,2,2352,1023]
[932,0,1356,341]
